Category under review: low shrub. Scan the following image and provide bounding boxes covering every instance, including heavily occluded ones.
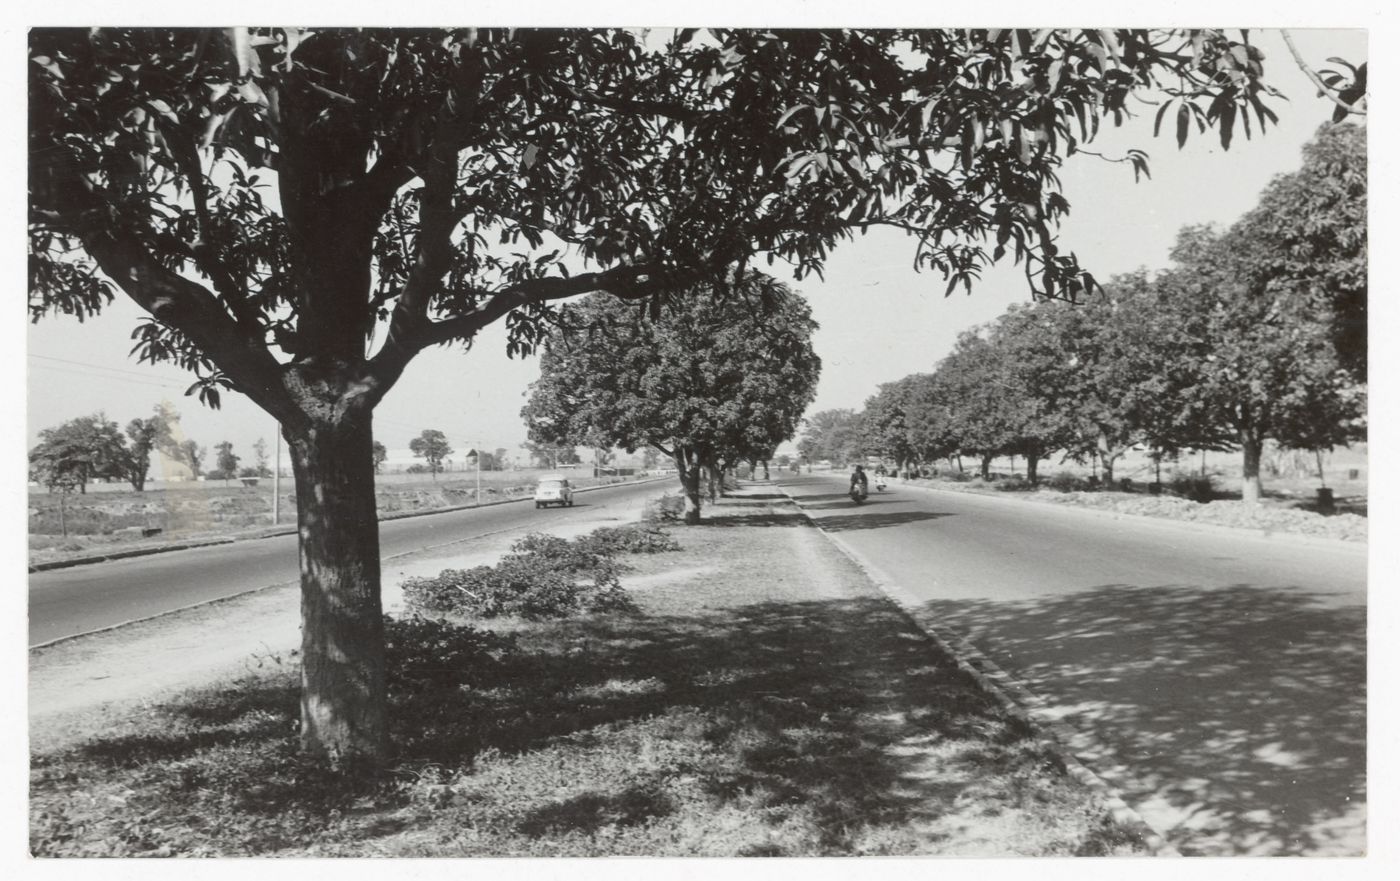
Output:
[580,524,682,555]
[1167,472,1217,502]
[402,529,645,620]
[1043,472,1091,493]
[644,493,687,523]
[993,475,1033,492]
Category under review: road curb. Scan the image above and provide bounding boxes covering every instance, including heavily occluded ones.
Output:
[28,477,672,573]
[775,483,1182,857]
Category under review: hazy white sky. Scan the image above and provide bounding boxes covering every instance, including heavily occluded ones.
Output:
[17,22,1371,464]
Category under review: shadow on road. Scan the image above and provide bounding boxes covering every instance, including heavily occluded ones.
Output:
[915,583,1366,855]
[815,510,958,532]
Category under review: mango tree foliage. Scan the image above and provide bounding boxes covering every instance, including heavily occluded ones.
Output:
[798,408,867,466]
[408,429,453,479]
[927,331,1018,478]
[1221,123,1367,380]
[29,413,130,493]
[523,276,819,523]
[1158,223,1365,503]
[980,304,1082,482]
[862,374,930,471]
[124,407,175,491]
[902,374,963,470]
[29,26,1340,762]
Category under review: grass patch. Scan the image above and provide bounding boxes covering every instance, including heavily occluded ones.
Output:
[31,501,1145,857]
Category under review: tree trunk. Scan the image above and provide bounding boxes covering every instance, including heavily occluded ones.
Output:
[287,413,388,761]
[1240,431,1265,504]
[980,454,993,480]
[1026,452,1040,484]
[762,460,770,480]
[675,449,702,525]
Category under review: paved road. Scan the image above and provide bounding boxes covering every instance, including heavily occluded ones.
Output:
[780,473,1367,857]
[28,480,663,647]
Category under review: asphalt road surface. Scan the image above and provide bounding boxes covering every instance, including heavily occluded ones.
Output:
[780,473,1366,857]
[28,480,664,647]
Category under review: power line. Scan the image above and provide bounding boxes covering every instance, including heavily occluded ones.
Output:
[28,362,187,391]
[28,352,190,384]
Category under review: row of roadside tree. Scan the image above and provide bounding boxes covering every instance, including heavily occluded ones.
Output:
[805,123,1366,503]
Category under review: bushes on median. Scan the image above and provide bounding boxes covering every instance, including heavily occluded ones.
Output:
[402,524,678,620]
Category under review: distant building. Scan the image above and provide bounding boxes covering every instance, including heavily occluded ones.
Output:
[149,447,196,482]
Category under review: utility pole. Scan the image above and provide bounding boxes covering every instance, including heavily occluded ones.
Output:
[475,442,482,506]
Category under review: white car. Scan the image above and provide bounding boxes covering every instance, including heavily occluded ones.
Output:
[533,475,575,508]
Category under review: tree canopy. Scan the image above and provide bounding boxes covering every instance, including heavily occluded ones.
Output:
[522,274,820,521]
[29,413,129,493]
[409,429,453,477]
[798,408,866,466]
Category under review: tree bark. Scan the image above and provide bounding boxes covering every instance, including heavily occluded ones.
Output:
[980,454,993,480]
[1026,453,1040,484]
[287,413,388,761]
[674,449,702,525]
[1240,430,1265,504]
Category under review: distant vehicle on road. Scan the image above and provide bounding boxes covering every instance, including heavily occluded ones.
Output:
[534,475,575,508]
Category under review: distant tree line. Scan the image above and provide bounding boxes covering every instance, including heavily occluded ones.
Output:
[28,402,278,492]
[805,124,1365,502]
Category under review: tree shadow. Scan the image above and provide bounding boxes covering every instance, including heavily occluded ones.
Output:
[914,583,1366,855]
[33,595,1099,854]
[699,511,807,527]
[816,510,958,532]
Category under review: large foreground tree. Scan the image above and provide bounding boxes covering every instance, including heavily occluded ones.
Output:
[29,27,1356,762]
[522,275,820,522]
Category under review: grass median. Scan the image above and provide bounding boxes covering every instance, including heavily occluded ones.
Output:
[30,489,1146,857]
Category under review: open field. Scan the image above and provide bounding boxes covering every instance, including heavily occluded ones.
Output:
[27,469,639,565]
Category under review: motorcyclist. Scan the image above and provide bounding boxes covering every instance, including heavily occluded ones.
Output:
[850,464,869,497]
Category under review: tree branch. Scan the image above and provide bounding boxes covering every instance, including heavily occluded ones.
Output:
[1280,29,1366,117]
[44,167,296,424]
[548,78,706,123]
[367,263,674,393]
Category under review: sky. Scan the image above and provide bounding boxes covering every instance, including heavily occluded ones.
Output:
[19,25,1371,467]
